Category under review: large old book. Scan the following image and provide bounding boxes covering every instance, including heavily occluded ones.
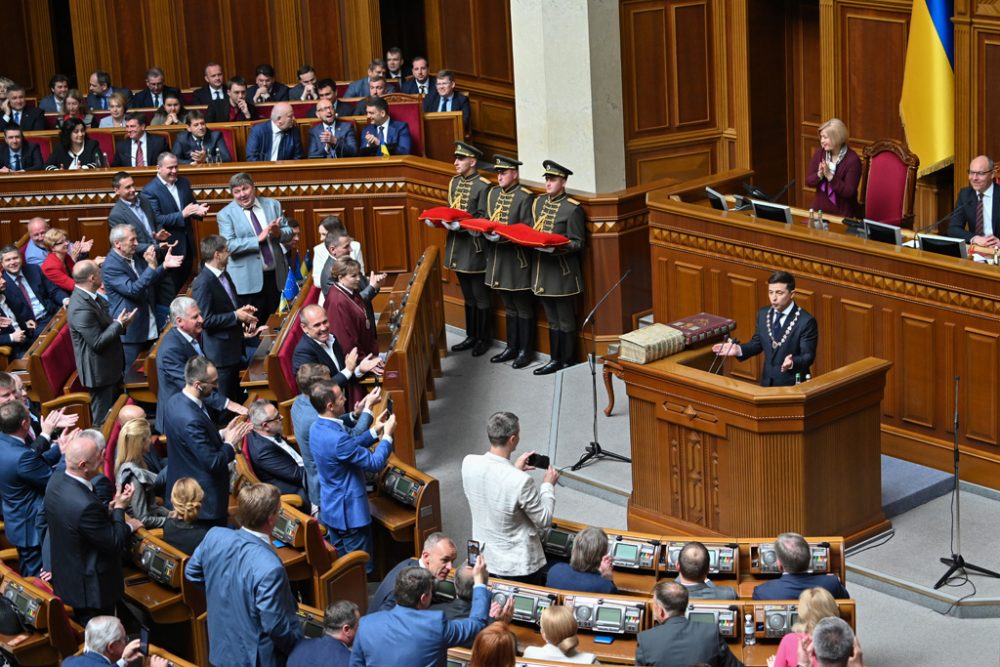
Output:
[666,312,736,346]
[619,324,685,364]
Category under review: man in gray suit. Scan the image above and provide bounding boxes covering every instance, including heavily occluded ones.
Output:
[108,171,175,307]
[216,172,292,324]
[635,581,743,667]
[66,260,137,425]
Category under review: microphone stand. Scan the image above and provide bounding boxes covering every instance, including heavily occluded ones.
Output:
[571,270,632,471]
[933,376,1000,589]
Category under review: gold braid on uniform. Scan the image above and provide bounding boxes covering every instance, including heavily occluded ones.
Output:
[533,196,564,232]
[449,175,475,209]
[490,187,516,223]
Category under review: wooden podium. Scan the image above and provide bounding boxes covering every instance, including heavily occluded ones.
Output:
[615,347,892,545]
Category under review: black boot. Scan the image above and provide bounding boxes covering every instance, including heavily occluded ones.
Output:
[561,330,577,367]
[533,328,563,375]
[451,304,477,351]
[491,314,518,363]
[512,317,534,369]
[472,309,492,357]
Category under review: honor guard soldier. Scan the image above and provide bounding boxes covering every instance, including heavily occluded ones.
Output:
[484,154,536,368]
[532,160,586,375]
[447,141,493,356]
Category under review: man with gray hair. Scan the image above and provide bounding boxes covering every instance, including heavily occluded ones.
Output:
[287,600,360,667]
[462,411,559,583]
[246,101,304,162]
[64,615,167,666]
[802,617,863,667]
[752,532,849,600]
[102,223,183,369]
[246,398,309,508]
[370,531,459,612]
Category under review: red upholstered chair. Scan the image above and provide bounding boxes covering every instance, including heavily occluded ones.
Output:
[858,139,920,229]
[180,89,197,106]
[89,130,116,164]
[43,113,60,130]
[277,320,304,397]
[29,313,92,428]
[23,136,52,162]
[336,82,350,98]
[255,102,274,120]
[384,93,423,156]
[149,130,172,150]
[216,127,236,162]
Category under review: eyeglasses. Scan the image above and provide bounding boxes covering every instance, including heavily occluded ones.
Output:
[264,415,283,424]
[968,170,993,177]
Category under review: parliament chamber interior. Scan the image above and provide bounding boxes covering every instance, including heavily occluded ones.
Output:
[0,0,998,665]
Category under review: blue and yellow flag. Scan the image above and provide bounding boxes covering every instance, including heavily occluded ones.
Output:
[278,267,300,314]
[899,0,954,177]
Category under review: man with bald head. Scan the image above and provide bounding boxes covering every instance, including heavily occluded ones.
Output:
[307,98,357,158]
[67,260,136,425]
[246,102,304,161]
[44,432,142,624]
[948,154,1000,247]
[292,304,380,387]
[370,532,459,612]
[24,217,52,266]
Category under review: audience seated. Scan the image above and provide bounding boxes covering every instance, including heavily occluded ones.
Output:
[45,117,102,170]
[423,69,471,132]
[112,112,168,168]
[545,526,617,594]
[344,59,394,98]
[401,56,435,95]
[771,587,840,667]
[636,581,743,667]
[87,70,133,111]
[192,62,226,105]
[371,532,458,612]
[246,102,304,161]
[149,91,186,127]
[57,89,93,130]
[246,398,309,508]
[64,616,167,667]
[114,417,169,528]
[350,76,390,116]
[129,66,182,110]
[172,109,232,164]
[288,64,320,102]
[808,617,864,667]
[97,91,128,128]
[1,243,62,331]
[0,126,44,172]
[38,74,70,113]
[752,533,849,600]
[247,63,290,103]
[205,76,256,123]
[0,273,37,357]
[676,540,738,600]
[428,561,475,623]
[1,85,44,131]
[162,476,209,555]
[287,600,359,667]
[522,605,598,664]
[359,96,411,156]
[469,621,517,667]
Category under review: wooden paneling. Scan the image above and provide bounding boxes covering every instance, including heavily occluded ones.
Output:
[976,34,1000,170]
[178,0,228,85]
[3,1,57,97]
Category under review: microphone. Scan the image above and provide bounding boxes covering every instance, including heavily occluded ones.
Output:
[913,207,957,237]
[770,179,796,204]
[742,181,769,201]
[708,336,739,375]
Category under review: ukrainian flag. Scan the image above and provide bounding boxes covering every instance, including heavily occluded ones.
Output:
[899,0,954,177]
[278,268,299,314]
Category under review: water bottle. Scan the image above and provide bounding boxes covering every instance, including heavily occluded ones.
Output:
[795,373,802,385]
[807,208,815,227]
[805,374,812,382]
[213,147,221,164]
[744,613,756,645]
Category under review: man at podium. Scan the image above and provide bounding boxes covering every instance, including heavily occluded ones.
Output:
[712,271,817,386]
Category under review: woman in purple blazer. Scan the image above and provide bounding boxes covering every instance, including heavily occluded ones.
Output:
[805,118,861,218]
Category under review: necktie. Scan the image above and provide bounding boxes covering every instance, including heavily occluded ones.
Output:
[771,310,783,340]
[214,90,222,101]
[191,336,203,356]
[13,111,20,125]
[378,125,385,144]
[153,94,160,108]
[419,83,426,95]
[438,97,447,112]
[247,208,275,267]
[975,192,985,236]
[101,96,107,110]
[15,275,30,304]
[11,153,19,171]
[135,140,144,167]
[219,272,238,306]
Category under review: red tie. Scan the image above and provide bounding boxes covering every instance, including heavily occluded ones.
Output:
[135,141,145,167]
[975,192,985,236]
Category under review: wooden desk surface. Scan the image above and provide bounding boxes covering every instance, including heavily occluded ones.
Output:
[369,495,416,538]
[243,333,277,385]
[0,628,54,666]
[612,570,657,595]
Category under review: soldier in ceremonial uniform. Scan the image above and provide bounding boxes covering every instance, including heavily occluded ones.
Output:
[531,160,586,376]
[484,155,536,368]
[446,142,493,356]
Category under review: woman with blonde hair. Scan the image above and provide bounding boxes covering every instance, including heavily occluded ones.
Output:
[523,605,599,663]
[115,418,169,528]
[469,621,517,667]
[768,587,840,667]
[162,477,210,555]
[98,92,128,128]
[804,118,861,217]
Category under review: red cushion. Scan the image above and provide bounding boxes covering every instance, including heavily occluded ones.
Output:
[303,284,319,307]
[242,435,257,477]
[460,218,498,234]
[419,207,472,223]
[865,151,908,226]
[43,114,60,130]
[278,323,304,395]
[40,326,75,396]
[23,136,51,161]
[216,128,237,163]
[388,101,422,155]
[495,223,570,247]
[89,131,116,164]
[105,420,123,479]
[180,90,196,106]
[336,82,351,98]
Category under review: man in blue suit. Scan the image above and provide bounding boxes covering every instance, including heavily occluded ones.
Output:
[163,356,252,526]
[288,600,359,667]
[351,561,492,667]
[344,59,396,99]
[155,297,247,434]
[187,483,303,667]
[307,99,358,158]
[422,70,471,134]
[216,172,293,324]
[64,616,160,667]
[86,70,133,111]
[360,97,411,157]
[38,74,70,113]
[401,56,436,95]
[172,110,232,164]
[102,224,182,369]
[246,103,304,162]
[246,399,308,508]
[752,532,849,600]
[144,153,210,294]
[0,245,59,333]
[0,401,61,576]
[0,127,44,172]
[309,380,394,572]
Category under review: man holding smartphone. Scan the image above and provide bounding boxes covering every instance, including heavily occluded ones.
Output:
[461,411,559,585]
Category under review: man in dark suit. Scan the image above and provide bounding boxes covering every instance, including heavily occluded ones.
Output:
[108,171,169,255]
[247,63,290,103]
[0,244,62,333]
[307,79,355,119]
[349,76,390,116]
[948,154,1000,246]
[351,562,491,665]
[38,74,70,113]
[186,483,302,665]
[0,277,36,357]
[344,59,394,99]
[293,304,379,387]
[67,260,136,425]
[246,103,304,161]
[87,70,133,111]
[752,532,849,600]
[712,271,817,387]
[112,112,169,168]
[307,99,358,158]
[423,70,471,133]
[144,152,210,292]
[44,432,142,624]
[385,47,411,81]
[0,401,62,576]
[360,96,411,156]
[288,64,319,101]
[155,296,247,434]
[0,127,44,172]
[370,532,458,613]
[287,600,359,667]
[636,581,743,667]
[205,77,257,124]
[192,235,261,403]
[401,56,436,95]
[191,62,226,105]
[102,224,181,369]
[172,110,232,164]
[128,67,181,109]
[163,356,252,526]
[675,541,739,600]
[0,85,44,132]
[246,399,308,507]
[64,616,155,667]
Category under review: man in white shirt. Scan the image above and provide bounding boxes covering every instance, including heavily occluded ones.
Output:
[948,154,1000,247]
[461,411,559,583]
[245,102,304,162]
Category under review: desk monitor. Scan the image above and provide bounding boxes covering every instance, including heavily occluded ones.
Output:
[705,187,728,211]
[918,234,968,259]
[751,199,793,224]
[864,219,902,245]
